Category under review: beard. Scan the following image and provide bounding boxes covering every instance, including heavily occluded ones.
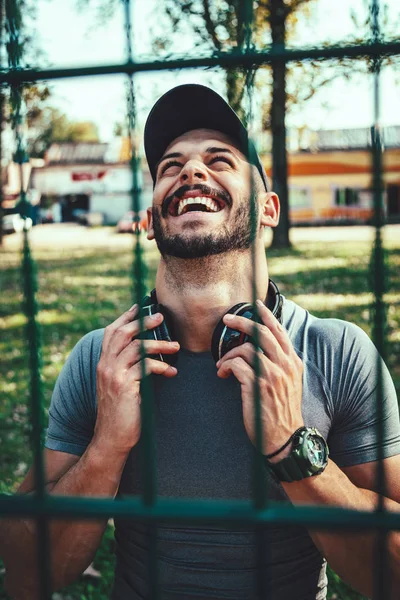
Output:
[152,197,259,260]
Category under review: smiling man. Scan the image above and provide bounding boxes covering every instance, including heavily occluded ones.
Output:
[2,84,400,600]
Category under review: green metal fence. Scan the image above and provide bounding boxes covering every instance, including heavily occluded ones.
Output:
[0,0,399,598]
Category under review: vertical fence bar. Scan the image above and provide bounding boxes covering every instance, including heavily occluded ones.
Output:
[242,0,266,514]
[241,2,269,597]
[370,0,389,598]
[122,1,159,597]
[5,0,52,597]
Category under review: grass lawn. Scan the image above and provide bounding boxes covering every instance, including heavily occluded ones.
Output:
[0,227,399,599]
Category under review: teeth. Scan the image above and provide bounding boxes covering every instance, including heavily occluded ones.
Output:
[176,196,220,216]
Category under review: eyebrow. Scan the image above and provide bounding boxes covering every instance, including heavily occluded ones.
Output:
[205,146,235,156]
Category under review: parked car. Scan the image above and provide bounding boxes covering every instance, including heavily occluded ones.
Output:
[86,212,104,227]
[72,208,89,224]
[116,210,148,233]
[2,213,33,234]
[39,208,54,224]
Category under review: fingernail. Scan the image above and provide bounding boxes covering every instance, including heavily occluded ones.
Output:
[256,299,264,307]
[216,360,221,367]
[150,312,162,320]
[224,314,234,321]
[129,303,138,311]
[168,366,177,374]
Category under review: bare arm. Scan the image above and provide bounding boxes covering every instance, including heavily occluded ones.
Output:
[0,304,180,599]
[280,456,400,599]
[0,444,127,600]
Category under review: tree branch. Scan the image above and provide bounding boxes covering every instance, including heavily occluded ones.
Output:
[286,0,316,14]
[202,0,221,51]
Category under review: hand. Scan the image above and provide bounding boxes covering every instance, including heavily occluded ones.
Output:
[216,299,304,457]
[94,304,180,455]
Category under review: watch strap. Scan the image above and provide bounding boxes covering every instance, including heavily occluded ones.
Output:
[267,452,323,482]
[265,427,328,483]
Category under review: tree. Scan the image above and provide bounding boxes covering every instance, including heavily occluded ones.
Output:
[152,0,318,248]
[76,0,334,248]
[113,120,128,137]
[1,0,49,243]
[77,0,399,250]
[27,107,100,157]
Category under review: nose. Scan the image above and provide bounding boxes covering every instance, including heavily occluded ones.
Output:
[180,160,207,184]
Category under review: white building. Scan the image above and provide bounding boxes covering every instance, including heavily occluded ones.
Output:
[31,141,152,225]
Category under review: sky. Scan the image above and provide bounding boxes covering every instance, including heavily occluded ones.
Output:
[32,0,400,144]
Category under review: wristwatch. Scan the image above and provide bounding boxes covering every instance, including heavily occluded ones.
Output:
[265,427,329,482]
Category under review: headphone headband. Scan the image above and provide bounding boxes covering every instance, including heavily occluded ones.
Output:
[142,280,284,363]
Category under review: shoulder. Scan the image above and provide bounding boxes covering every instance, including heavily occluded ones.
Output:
[63,328,105,381]
[72,328,105,362]
[45,328,106,456]
[283,297,374,363]
[282,297,396,409]
[284,295,396,400]
[52,328,105,413]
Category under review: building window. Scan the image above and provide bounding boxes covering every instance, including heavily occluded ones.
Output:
[334,188,360,207]
[334,188,374,208]
[289,186,311,208]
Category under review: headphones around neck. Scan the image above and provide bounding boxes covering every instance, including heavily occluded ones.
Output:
[139,279,283,366]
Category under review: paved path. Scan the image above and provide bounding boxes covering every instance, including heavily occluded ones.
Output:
[2,223,135,250]
[2,222,399,251]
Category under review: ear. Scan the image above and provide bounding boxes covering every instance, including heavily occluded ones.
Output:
[146,207,154,240]
[259,191,280,228]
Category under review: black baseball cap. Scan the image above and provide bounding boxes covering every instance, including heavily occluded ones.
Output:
[144,83,270,191]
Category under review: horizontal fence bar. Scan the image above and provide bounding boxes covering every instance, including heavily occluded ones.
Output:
[1,40,400,85]
[1,495,400,530]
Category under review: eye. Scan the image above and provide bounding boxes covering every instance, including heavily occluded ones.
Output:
[208,155,234,169]
[160,160,182,176]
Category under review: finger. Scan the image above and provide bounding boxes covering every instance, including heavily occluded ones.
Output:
[118,338,180,368]
[222,311,284,363]
[255,299,292,354]
[102,304,139,353]
[216,342,270,374]
[107,312,165,359]
[217,356,255,386]
[130,357,178,379]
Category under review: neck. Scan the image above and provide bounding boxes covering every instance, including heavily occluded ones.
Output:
[155,244,269,352]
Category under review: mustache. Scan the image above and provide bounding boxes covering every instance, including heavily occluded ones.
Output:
[161,184,232,218]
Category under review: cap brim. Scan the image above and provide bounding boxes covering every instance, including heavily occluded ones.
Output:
[144,84,269,191]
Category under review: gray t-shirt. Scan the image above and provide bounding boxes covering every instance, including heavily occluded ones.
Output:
[45,298,400,600]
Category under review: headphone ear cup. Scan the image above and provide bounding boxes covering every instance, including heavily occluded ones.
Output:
[211,303,258,363]
[138,303,177,366]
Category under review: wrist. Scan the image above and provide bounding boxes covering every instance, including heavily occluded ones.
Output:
[263,424,305,463]
[266,442,293,464]
[89,435,132,466]
[84,439,130,495]
[264,427,329,483]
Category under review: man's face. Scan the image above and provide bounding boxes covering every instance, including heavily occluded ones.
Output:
[148,129,263,259]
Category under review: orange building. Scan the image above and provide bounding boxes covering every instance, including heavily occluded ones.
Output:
[262,127,400,224]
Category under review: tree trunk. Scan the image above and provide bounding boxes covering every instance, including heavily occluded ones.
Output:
[0,0,4,247]
[0,89,3,248]
[270,0,290,248]
[225,68,246,122]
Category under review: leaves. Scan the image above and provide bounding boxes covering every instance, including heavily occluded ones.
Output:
[27,107,100,158]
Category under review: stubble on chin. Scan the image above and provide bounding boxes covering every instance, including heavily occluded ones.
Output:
[151,201,257,260]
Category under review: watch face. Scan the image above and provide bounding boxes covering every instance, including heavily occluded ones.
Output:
[306,434,327,468]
